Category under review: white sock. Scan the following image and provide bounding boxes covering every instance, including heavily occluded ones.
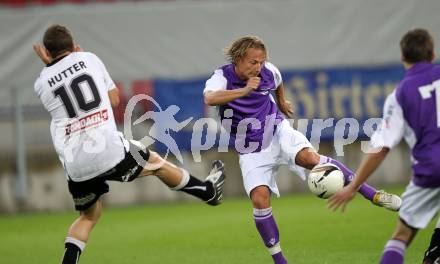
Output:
[65,237,86,252]
[383,239,406,256]
[170,169,190,190]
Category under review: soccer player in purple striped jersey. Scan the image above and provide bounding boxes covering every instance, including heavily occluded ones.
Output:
[329,29,440,264]
[203,36,401,264]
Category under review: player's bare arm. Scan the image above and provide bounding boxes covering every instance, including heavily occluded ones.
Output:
[328,147,390,212]
[204,77,260,106]
[275,83,293,118]
[74,44,83,52]
[108,88,120,107]
[32,44,52,64]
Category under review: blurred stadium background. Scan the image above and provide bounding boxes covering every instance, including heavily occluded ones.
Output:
[2,1,440,263]
[0,0,439,215]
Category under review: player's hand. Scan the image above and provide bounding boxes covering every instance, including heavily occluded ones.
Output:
[244,77,260,95]
[74,44,84,52]
[278,100,293,118]
[32,44,51,64]
[327,183,358,212]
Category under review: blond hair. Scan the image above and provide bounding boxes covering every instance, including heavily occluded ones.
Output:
[224,36,267,64]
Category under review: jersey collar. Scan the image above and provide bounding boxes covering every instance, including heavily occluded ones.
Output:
[406,62,432,76]
[46,54,69,67]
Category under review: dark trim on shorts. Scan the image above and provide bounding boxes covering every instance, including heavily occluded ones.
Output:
[68,176,109,211]
[67,142,150,211]
[399,217,419,231]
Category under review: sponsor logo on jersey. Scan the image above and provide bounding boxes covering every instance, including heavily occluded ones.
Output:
[65,109,109,135]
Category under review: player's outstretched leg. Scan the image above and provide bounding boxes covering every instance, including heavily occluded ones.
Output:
[141,152,226,205]
[319,155,402,211]
[295,149,401,211]
[174,160,225,205]
[204,160,226,205]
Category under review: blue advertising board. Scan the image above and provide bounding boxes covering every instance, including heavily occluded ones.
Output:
[151,64,405,153]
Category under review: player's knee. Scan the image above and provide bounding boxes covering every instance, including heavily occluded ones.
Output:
[82,210,100,224]
[140,151,166,176]
[391,221,416,243]
[250,186,271,209]
[295,148,319,170]
[80,204,102,224]
[148,151,167,165]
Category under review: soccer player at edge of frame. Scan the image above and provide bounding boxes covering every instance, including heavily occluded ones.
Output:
[328,28,440,264]
[32,24,226,264]
[203,35,402,264]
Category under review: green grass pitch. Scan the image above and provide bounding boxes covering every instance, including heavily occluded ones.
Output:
[0,188,434,264]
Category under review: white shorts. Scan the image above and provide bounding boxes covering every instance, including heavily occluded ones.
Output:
[399,181,440,229]
[239,120,313,197]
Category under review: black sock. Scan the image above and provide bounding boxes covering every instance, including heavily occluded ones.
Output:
[62,242,82,264]
[180,175,214,201]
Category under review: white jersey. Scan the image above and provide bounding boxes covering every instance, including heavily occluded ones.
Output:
[34,52,128,182]
[370,91,416,150]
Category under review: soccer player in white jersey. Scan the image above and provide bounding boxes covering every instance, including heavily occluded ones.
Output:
[329,29,440,264]
[203,36,401,264]
[33,24,226,264]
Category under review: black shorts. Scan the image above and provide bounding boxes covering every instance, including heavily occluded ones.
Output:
[67,142,150,211]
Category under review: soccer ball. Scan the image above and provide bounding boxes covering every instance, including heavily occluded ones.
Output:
[307,163,345,199]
